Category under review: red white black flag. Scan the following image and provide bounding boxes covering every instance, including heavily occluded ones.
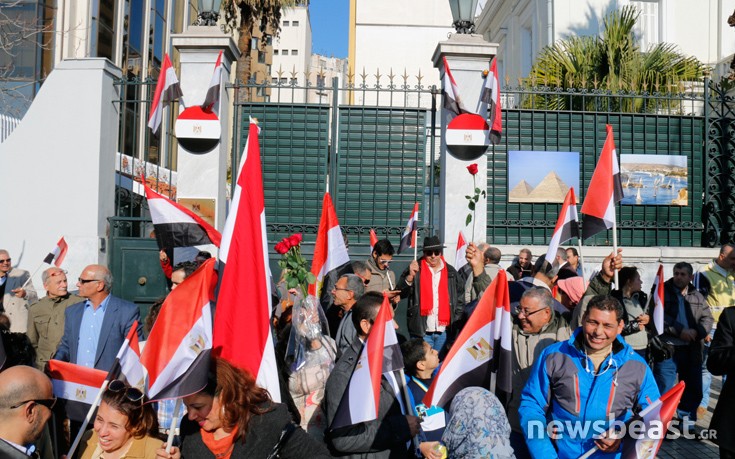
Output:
[423,270,513,408]
[580,124,624,239]
[620,382,684,459]
[397,202,419,254]
[442,57,470,116]
[544,188,580,265]
[202,50,223,115]
[148,53,184,135]
[143,178,221,249]
[43,237,68,267]
[369,229,378,254]
[107,320,146,390]
[480,57,502,145]
[651,264,665,336]
[48,359,107,422]
[455,232,468,272]
[330,294,403,429]
[308,192,350,298]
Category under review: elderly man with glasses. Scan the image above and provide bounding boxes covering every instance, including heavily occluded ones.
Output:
[0,365,56,459]
[0,249,38,333]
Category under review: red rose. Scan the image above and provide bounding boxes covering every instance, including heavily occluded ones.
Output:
[275,241,288,254]
[281,237,293,250]
[289,233,302,247]
[467,163,479,175]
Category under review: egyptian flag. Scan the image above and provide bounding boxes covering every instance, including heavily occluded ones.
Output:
[446,113,491,160]
[106,320,146,390]
[308,192,350,297]
[620,382,685,459]
[650,264,665,336]
[213,120,280,401]
[480,57,502,145]
[331,294,403,429]
[544,188,580,266]
[47,360,107,422]
[43,237,68,267]
[455,232,468,271]
[580,124,624,239]
[369,229,379,254]
[397,202,419,254]
[423,270,513,408]
[148,53,184,135]
[202,50,223,115]
[143,178,221,249]
[442,56,470,116]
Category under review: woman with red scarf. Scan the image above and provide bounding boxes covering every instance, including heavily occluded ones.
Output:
[398,236,466,354]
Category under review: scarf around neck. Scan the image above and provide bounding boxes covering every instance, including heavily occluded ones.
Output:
[420,257,450,326]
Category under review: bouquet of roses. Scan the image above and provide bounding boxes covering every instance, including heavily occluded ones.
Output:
[275,233,315,297]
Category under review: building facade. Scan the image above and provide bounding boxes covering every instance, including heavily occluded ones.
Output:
[270,4,312,102]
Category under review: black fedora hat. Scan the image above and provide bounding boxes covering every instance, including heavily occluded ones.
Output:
[421,235,445,251]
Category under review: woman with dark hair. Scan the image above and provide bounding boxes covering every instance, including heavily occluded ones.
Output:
[160,357,331,459]
[611,266,650,358]
[78,380,163,458]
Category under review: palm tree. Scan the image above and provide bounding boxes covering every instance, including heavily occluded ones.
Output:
[222,0,299,101]
[523,5,704,112]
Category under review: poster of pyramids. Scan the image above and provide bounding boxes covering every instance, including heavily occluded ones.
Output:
[508,151,580,203]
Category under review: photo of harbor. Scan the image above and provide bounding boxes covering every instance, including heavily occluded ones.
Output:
[620,154,688,206]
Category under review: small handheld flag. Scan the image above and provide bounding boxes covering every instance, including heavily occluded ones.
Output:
[43,237,68,267]
[369,229,378,254]
[651,264,665,336]
[397,203,419,255]
[148,53,184,135]
[455,232,468,271]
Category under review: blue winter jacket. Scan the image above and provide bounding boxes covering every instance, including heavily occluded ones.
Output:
[519,329,659,459]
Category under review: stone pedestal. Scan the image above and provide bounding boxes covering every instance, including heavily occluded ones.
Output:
[172,26,240,237]
[432,34,498,254]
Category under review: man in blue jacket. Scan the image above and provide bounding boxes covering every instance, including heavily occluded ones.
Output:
[519,295,659,459]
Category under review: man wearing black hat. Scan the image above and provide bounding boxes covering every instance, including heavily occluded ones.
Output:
[397,236,465,353]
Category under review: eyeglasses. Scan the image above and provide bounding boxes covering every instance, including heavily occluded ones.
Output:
[377,259,391,265]
[423,250,442,257]
[9,398,57,410]
[333,288,353,293]
[0,258,10,264]
[107,379,144,405]
[78,278,101,284]
[515,307,549,318]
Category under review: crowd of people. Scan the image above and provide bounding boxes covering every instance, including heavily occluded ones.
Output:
[0,239,734,459]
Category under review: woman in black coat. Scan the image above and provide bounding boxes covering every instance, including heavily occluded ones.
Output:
[159,357,331,459]
[708,307,735,459]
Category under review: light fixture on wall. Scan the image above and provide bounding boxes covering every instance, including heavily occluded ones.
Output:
[448,0,479,34]
[197,0,223,26]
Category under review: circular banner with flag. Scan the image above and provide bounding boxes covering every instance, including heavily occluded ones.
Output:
[175,106,221,154]
[446,113,490,160]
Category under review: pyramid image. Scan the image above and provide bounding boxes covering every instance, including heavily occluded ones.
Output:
[524,171,569,203]
[509,180,533,202]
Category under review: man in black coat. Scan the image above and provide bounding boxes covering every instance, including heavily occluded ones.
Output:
[708,306,735,459]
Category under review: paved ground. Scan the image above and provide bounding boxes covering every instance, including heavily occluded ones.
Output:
[658,376,723,459]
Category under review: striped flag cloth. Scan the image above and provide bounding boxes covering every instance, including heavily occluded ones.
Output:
[331,294,403,429]
[143,178,221,248]
[650,264,665,335]
[544,188,580,266]
[202,50,223,115]
[369,229,379,254]
[148,53,184,134]
[47,359,107,422]
[397,202,419,254]
[455,232,468,271]
[580,124,624,239]
[141,258,217,400]
[423,270,513,408]
[480,57,502,145]
[442,56,470,116]
[107,320,146,390]
[43,237,68,267]
[213,119,280,401]
[620,382,685,458]
[308,192,350,298]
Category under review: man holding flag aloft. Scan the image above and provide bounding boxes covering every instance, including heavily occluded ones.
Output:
[398,236,465,353]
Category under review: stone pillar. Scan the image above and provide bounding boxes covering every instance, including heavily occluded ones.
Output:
[172,26,240,240]
[432,35,497,253]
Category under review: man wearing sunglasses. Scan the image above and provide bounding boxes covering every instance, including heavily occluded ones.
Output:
[398,236,465,353]
[0,249,38,334]
[0,365,55,459]
[366,239,401,304]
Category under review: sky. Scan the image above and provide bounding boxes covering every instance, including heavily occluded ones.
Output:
[309,0,350,58]
[507,150,580,192]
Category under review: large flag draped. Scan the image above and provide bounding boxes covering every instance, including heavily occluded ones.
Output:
[202,50,223,115]
[480,57,502,145]
[43,236,68,267]
[147,53,183,134]
[544,188,580,265]
[442,57,470,116]
[620,382,685,459]
[107,320,146,390]
[331,294,403,429]
[651,264,665,336]
[141,258,217,400]
[580,124,624,239]
[308,192,350,297]
[47,360,107,422]
[397,202,419,254]
[455,232,468,271]
[213,120,280,401]
[143,179,221,249]
[423,270,513,408]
